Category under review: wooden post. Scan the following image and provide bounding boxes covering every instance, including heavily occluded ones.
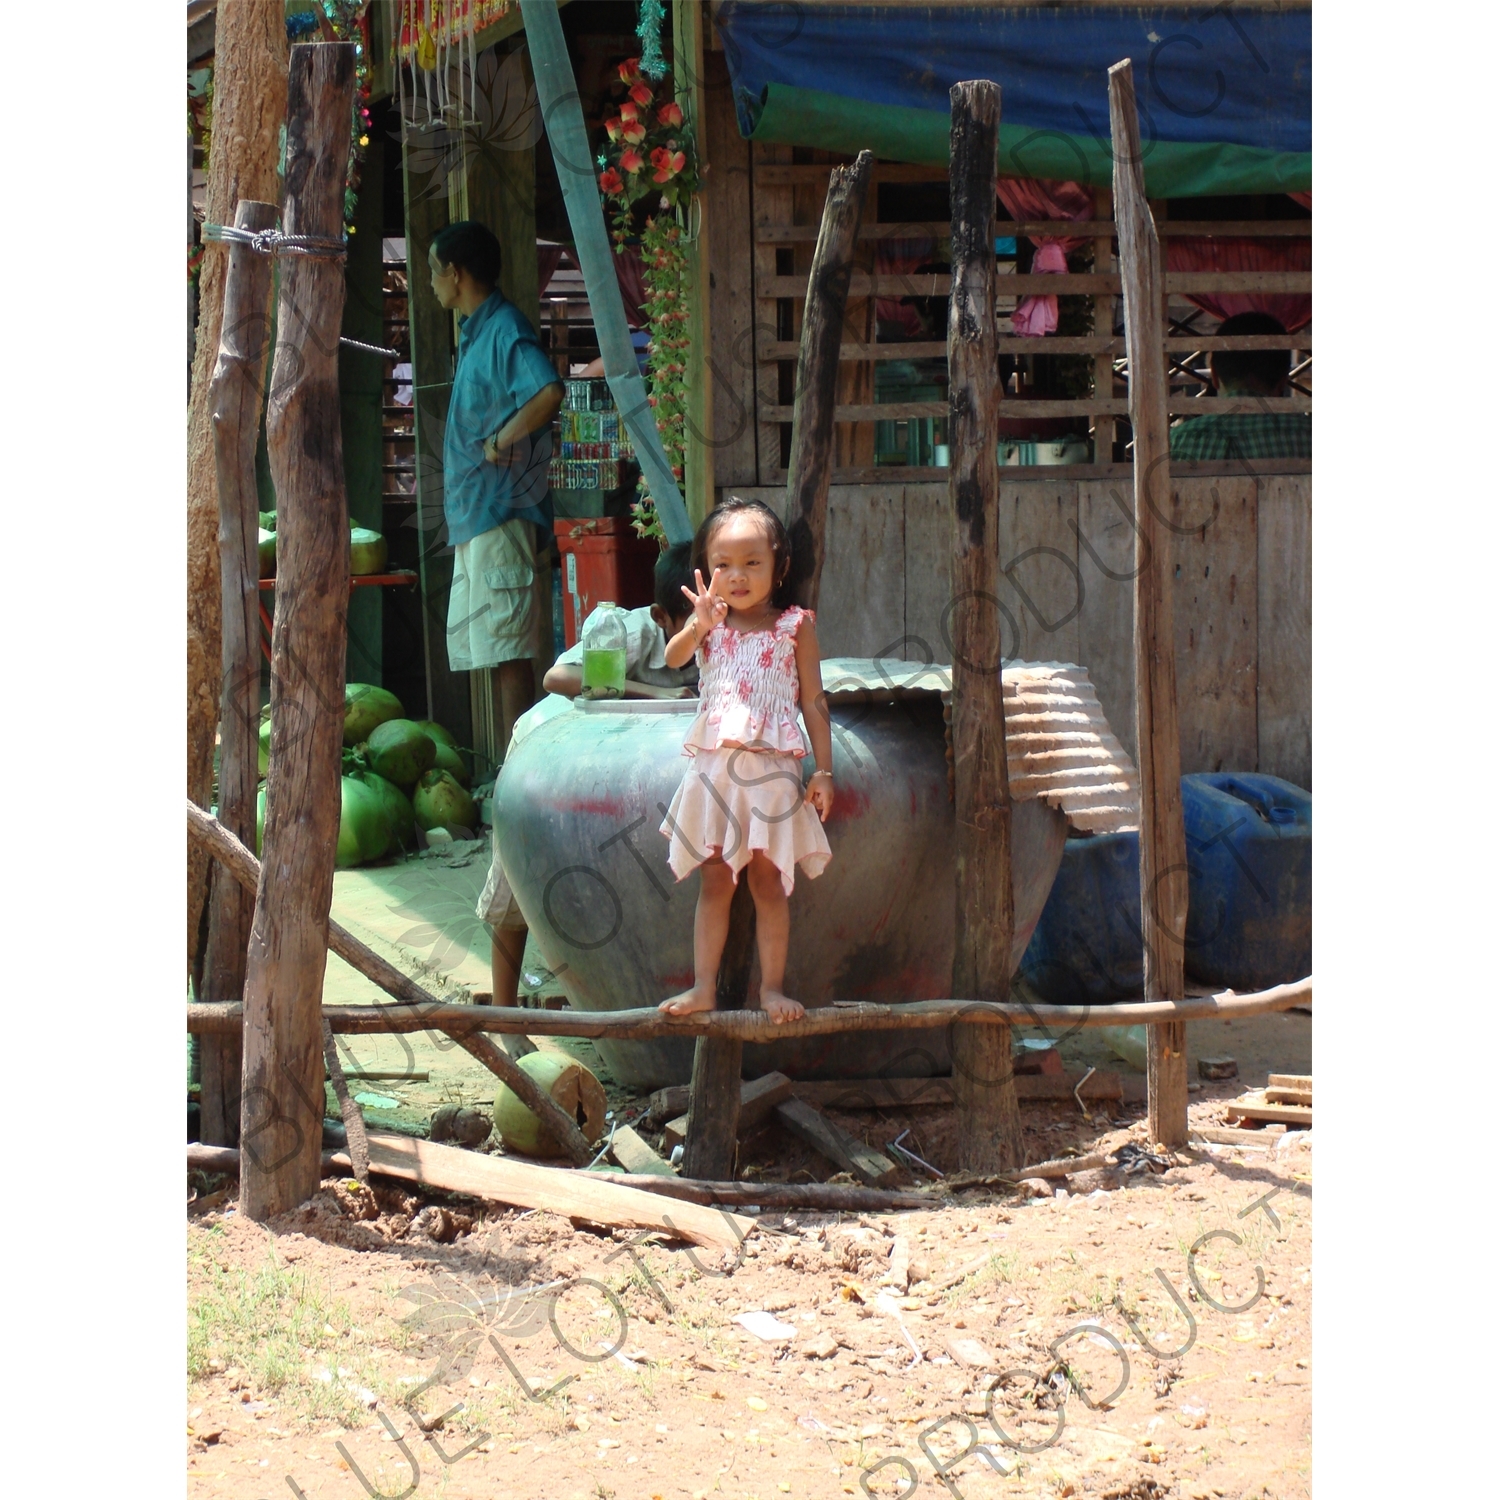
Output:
[1107,60,1190,1148]
[199,197,279,1146]
[947,80,1024,1174]
[784,151,873,609]
[240,42,357,1221]
[1092,185,1116,465]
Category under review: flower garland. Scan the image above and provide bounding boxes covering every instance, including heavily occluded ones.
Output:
[595,56,700,543]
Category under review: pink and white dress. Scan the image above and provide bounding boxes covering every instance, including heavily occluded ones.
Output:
[659,605,832,896]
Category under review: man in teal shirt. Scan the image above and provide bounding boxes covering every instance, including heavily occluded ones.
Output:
[429,220,563,750]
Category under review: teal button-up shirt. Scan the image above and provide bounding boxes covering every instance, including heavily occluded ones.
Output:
[443,292,561,547]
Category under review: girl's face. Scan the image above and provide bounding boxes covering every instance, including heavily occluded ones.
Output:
[704,514,779,613]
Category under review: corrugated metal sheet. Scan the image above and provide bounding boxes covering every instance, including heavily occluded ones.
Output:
[820,657,1140,835]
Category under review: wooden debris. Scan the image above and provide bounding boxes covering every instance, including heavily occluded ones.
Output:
[789,1072,1131,1109]
[583,1172,930,1212]
[1190,1125,1285,1149]
[609,1124,676,1178]
[774,1097,901,1187]
[664,1072,794,1151]
[1225,1092,1312,1128]
[1265,1073,1313,1105]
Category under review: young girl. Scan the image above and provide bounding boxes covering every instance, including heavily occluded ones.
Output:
[657,498,834,1022]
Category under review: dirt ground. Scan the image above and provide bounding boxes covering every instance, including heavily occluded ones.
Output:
[188,848,1312,1499]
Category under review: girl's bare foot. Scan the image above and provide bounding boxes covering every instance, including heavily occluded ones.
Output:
[659,987,716,1016]
[760,990,805,1023]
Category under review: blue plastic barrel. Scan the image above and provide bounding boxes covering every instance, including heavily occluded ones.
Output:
[1017,773,1312,1001]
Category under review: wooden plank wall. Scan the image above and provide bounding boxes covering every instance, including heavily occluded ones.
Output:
[734,474,1311,786]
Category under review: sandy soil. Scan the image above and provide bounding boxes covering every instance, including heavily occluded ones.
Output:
[188,1093,1310,1500]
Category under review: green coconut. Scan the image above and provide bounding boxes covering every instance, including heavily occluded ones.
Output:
[258,718,272,777]
[493,1052,607,1157]
[337,774,392,868]
[356,769,417,853]
[430,739,470,787]
[344,683,405,747]
[412,720,459,751]
[349,525,388,576]
[364,718,437,787]
[412,768,477,833]
[259,510,277,532]
[258,528,276,578]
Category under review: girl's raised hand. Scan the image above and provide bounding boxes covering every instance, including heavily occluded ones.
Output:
[681,567,728,637]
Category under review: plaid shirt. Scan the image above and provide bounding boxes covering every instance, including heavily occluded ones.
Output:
[1169,413,1312,462]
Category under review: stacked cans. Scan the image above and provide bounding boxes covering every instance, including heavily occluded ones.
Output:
[550,382,634,492]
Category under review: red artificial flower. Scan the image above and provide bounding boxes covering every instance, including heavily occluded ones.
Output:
[618,147,645,175]
[604,115,623,142]
[621,119,646,145]
[656,101,684,128]
[650,147,687,183]
[618,58,641,83]
[629,80,655,108]
[598,168,624,195]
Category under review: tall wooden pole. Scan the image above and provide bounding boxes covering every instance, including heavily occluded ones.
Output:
[240,43,357,1221]
[198,197,279,1147]
[1107,60,1190,1148]
[947,80,1024,1173]
[187,4,289,985]
[785,150,873,609]
[681,152,871,1181]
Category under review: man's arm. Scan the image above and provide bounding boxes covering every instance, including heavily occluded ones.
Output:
[484,382,563,465]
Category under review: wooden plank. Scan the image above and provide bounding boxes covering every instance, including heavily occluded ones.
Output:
[1225,1097,1313,1127]
[903,483,950,666]
[1093,185,1116,466]
[805,485,906,658]
[758,219,1312,242]
[947,79,1024,1174]
[996,480,1082,668]
[1256,473,1312,788]
[1264,1086,1312,1106]
[664,1070,795,1150]
[241,43,357,1221]
[1075,477,1139,764]
[760,398,1311,422]
[773,1097,901,1186]
[762,335,1310,360]
[609,1124,677,1177]
[785,152,874,607]
[701,48,758,488]
[1268,1073,1313,1092]
[760,272,1312,299]
[1109,60,1188,1150]
[752,142,794,486]
[1190,1124,1285,1147]
[354,1130,753,1248]
[1171,477,1258,774]
[829,460,1312,485]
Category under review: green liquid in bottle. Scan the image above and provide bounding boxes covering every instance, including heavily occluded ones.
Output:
[581,647,626,697]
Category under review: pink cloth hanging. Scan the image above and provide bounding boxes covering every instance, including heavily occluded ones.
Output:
[1162,236,1311,332]
[1288,191,1312,212]
[997,177,1093,337]
[536,243,565,298]
[874,237,935,338]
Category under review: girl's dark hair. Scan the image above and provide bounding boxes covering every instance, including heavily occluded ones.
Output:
[693,497,795,609]
[654,540,695,616]
[431,220,502,289]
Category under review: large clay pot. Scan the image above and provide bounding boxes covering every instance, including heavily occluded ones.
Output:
[494,695,1067,1088]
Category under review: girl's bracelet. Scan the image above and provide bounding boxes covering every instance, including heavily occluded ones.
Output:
[810,769,834,780]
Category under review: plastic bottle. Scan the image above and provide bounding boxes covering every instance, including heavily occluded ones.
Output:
[580,601,627,698]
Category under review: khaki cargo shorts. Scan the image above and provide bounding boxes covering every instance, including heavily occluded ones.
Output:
[446,517,545,672]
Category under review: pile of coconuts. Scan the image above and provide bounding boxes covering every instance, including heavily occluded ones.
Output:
[258,511,388,579]
[256,683,478,867]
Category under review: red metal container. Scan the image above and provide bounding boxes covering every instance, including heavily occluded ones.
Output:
[554,517,658,647]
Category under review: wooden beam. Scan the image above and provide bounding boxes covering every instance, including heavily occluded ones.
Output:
[758,272,1312,299]
[758,397,1312,422]
[241,43,358,1222]
[663,1071,794,1150]
[675,0,714,523]
[756,219,1311,242]
[774,1097,901,1186]
[947,79,1024,1174]
[785,151,873,610]
[583,1171,931,1211]
[1109,59,1190,1150]
[188,976,1315,1039]
[199,197,278,1147]
[188,803,596,1167]
[760,336,1313,360]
